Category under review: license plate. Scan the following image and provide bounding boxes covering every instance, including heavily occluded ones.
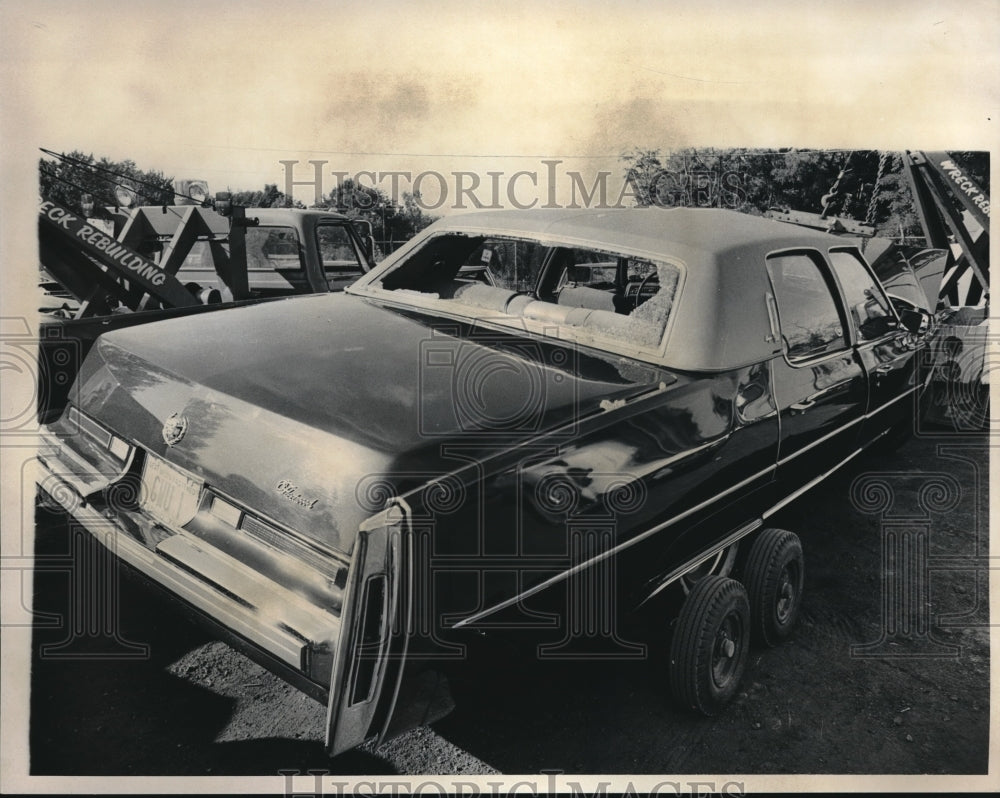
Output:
[139,454,203,528]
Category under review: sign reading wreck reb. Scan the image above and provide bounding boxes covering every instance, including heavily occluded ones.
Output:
[38,199,198,308]
[923,151,991,230]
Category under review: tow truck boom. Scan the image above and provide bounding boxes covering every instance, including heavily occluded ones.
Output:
[39,198,201,314]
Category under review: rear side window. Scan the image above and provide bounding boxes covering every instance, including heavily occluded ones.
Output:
[828,249,895,341]
[766,251,846,362]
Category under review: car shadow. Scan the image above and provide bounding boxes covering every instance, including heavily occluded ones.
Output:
[28,430,987,776]
[29,508,395,776]
[428,606,720,774]
[427,434,967,774]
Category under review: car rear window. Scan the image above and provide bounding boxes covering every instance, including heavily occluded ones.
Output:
[376,234,681,351]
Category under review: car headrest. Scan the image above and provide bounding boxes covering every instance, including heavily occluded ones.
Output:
[556,285,617,311]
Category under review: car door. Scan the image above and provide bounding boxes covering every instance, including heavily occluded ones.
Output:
[765,249,869,485]
[826,247,919,442]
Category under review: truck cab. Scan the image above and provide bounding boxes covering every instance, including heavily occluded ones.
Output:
[38,201,376,420]
[169,208,374,300]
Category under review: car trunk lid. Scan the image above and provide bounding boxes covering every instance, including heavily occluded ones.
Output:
[68,293,676,554]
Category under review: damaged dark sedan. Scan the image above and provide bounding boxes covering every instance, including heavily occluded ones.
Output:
[36,207,934,755]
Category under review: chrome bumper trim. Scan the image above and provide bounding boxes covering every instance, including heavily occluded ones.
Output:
[37,454,340,672]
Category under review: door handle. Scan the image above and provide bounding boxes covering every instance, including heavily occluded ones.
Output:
[874,364,894,375]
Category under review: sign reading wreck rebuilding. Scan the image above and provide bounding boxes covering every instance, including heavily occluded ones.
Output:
[923,151,991,230]
[38,199,198,308]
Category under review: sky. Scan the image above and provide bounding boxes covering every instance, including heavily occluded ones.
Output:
[0,1,998,793]
[3,0,997,212]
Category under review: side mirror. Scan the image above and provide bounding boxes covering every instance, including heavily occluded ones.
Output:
[349,220,376,265]
[898,307,927,334]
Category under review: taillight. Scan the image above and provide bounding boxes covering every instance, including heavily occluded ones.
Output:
[66,406,133,463]
[350,575,387,705]
[208,495,242,527]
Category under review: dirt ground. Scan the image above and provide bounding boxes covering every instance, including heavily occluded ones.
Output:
[28,426,990,779]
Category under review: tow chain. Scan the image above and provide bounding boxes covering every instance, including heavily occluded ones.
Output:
[819,153,854,218]
[865,151,889,227]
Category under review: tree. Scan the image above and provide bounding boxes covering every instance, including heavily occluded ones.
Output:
[619,148,664,206]
[39,150,174,212]
[400,191,435,237]
[230,183,297,208]
[618,147,953,240]
[314,178,437,257]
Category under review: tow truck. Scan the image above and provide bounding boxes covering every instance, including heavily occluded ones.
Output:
[902,151,990,431]
[38,188,378,420]
[767,150,990,431]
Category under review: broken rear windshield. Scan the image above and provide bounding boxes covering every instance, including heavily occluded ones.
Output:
[375,234,681,351]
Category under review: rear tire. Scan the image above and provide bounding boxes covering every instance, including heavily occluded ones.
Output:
[744,528,804,646]
[669,575,750,716]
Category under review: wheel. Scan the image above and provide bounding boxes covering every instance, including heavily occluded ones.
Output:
[669,575,750,715]
[744,528,804,646]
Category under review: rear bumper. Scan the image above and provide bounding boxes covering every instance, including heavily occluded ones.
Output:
[35,433,341,679]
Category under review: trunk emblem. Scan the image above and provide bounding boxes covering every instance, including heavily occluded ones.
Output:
[161,413,188,446]
[276,479,319,509]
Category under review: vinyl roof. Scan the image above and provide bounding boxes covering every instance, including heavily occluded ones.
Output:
[434,207,843,263]
[358,207,864,372]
